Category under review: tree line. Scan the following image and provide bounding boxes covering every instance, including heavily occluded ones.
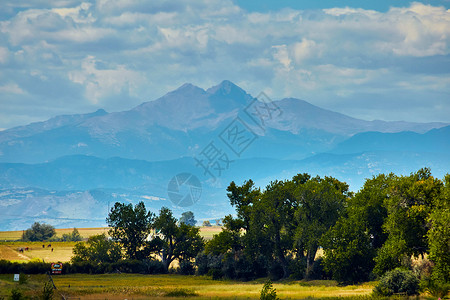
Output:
[200,167,448,285]
[18,167,449,287]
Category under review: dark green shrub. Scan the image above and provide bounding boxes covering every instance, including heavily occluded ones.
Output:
[178,261,195,275]
[18,273,27,285]
[420,277,450,298]
[41,280,54,300]
[142,259,165,274]
[373,268,420,296]
[208,268,224,280]
[164,288,198,297]
[22,261,50,274]
[195,252,209,275]
[260,279,279,300]
[10,287,23,300]
[269,261,284,281]
[288,257,306,280]
[308,257,330,280]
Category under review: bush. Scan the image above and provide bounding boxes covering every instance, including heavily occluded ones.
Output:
[373,268,420,296]
[10,287,23,300]
[142,259,166,274]
[41,280,54,300]
[260,280,279,300]
[164,288,198,297]
[420,277,450,298]
[0,260,51,274]
[178,261,195,275]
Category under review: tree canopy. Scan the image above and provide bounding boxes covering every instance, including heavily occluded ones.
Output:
[22,222,56,241]
[202,168,449,284]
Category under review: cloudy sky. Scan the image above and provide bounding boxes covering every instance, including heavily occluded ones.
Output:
[1,0,449,130]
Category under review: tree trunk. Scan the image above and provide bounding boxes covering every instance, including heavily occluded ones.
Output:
[305,245,318,280]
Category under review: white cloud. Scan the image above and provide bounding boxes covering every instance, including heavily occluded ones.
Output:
[68,56,145,104]
[0,47,9,64]
[0,0,449,129]
[0,83,26,95]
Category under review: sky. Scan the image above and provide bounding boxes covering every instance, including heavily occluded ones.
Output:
[0,0,449,130]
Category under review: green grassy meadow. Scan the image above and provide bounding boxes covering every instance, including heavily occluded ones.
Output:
[0,273,377,299]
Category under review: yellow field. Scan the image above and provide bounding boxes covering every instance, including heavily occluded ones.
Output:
[0,226,222,263]
[0,227,110,241]
[0,226,219,241]
[0,273,376,299]
[199,225,222,240]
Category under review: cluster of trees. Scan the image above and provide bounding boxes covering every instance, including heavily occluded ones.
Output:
[68,167,448,285]
[72,203,203,273]
[199,168,449,284]
[22,223,82,242]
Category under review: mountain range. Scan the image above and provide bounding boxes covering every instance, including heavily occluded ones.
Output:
[0,80,449,230]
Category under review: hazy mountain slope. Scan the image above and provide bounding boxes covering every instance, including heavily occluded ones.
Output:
[330,125,450,154]
[0,81,447,163]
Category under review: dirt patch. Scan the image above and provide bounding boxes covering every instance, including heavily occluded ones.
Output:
[0,245,30,261]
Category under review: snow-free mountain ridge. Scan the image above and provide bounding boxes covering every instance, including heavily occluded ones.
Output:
[0,80,449,230]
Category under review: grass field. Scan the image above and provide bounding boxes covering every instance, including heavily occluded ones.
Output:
[0,226,221,242]
[0,226,223,263]
[0,227,110,242]
[0,273,376,299]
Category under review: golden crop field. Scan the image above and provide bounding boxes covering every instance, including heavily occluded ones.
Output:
[0,226,222,263]
[0,273,376,299]
[0,227,110,242]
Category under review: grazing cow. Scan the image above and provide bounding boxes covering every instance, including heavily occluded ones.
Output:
[47,244,51,248]
[18,248,24,253]
[24,247,29,251]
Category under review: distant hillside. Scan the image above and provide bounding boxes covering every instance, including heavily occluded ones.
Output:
[330,125,450,154]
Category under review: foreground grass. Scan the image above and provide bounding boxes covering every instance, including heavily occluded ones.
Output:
[0,273,376,299]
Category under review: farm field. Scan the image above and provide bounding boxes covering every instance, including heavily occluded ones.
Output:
[0,226,221,242]
[0,227,110,242]
[0,273,376,299]
[0,226,223,263]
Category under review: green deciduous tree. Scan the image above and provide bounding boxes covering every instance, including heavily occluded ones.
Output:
[322,173,393,283]
[427,173,450,283]
[179,211,196,226]
[375,168,442,275]
[71,233,122,263]
[295,176,349,278]
[322,215,375,283]
[227,179,260,231]
[106,201,154,260]
[60,228,82,242]
[22,222,56,241]
[152,207,204,271]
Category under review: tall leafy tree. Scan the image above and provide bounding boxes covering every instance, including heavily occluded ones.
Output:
[72,233,122,263]
[179,211,197,226]
[427,174,450,283]
[106,201,154,260]
[294,176,349,278]
[322,215,375,283]
[251,180,296,278]
[322,173,393,283]
[22,222,56,241]
[227,179,260,231]
[152,207,204,271]
[375,168,443,275]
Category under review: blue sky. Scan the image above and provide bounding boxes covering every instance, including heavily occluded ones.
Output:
[0,0,449,130]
